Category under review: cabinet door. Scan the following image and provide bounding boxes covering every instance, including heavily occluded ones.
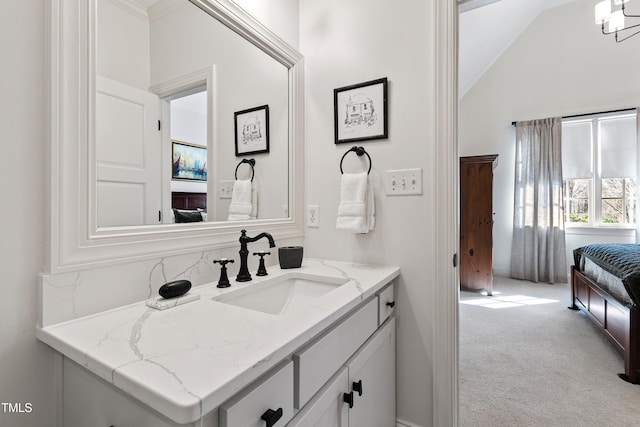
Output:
[345,318,395,427]
[294,298,378,408]
[287,367,348,427]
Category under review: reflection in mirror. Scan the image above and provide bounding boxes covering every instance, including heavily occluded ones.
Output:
[96,0,289,227]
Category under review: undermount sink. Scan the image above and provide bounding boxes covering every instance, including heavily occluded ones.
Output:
[213,273,349,315]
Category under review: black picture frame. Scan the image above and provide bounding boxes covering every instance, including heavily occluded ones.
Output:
[334,77,388,144]
[234,105,270,156]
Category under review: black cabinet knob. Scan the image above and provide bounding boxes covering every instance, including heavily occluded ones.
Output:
[386,301,395,308]
[260,407,283,427]
[352,379,363,396]
[343,391,354,408]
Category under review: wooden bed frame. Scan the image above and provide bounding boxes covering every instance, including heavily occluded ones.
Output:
[171,191,206,210]
[571,266,640,383]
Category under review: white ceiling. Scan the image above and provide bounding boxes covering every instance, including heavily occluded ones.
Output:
[458,0,578,98]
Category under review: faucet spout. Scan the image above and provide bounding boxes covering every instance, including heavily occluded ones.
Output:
[236,229,276,282]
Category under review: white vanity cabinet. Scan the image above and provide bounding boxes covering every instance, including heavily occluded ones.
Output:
[219,360,294,427]
[288,286,396,427]
[55,277,396,427]
[62,358,217,427]
[344,317,395,427]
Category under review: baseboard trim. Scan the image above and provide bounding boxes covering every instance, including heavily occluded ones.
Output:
[493,266,510,277]
[397,417,424,427]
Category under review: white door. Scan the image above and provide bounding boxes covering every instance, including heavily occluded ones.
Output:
[96,76,161,227]
[345,318,395,427]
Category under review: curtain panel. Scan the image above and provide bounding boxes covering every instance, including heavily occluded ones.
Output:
[511,117,567,283]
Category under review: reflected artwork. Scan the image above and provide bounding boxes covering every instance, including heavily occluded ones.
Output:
[172,140,207,181]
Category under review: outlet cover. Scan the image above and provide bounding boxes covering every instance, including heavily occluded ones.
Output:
[307,205,319,227]
[385,168,423,196]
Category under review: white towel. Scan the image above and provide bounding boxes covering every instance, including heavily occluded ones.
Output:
[336,172,375,233]
[250,180,258,220]
[228,179,252,221]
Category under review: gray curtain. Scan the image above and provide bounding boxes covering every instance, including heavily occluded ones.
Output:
[511,117,567,283]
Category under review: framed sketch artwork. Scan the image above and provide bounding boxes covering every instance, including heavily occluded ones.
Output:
[234,105,270,156]
[334,77,388,144]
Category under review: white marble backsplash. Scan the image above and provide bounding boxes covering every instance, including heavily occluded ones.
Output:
[39,238,302,327]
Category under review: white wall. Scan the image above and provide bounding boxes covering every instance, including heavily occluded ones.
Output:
[233,0,300,49]
[98,0,150,89]
[170,94,208,196]
[300,0,437,425]
[459,0,640,277]
[0,1,300,425]
[0,2,56,426]
[150,2,289,221]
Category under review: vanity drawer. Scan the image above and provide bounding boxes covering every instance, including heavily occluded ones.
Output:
[294,298,378,409]
[378,283,395,325]
[219,360,294,427]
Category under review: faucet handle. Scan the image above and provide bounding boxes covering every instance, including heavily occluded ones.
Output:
[252,251,270,276]
[213,258,234,288]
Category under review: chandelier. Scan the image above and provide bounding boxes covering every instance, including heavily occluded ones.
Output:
[595,0,640,42]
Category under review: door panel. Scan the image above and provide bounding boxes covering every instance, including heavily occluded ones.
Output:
[96,76,161,227]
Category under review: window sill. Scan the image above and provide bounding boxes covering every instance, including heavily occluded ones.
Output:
[565,226,636,237]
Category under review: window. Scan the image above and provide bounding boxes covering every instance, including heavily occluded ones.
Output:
[562,112,637,227]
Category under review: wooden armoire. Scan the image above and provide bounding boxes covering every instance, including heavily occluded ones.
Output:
[459,154,498,296]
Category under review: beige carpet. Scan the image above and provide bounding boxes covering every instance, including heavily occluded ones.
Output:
[460,276,640,426]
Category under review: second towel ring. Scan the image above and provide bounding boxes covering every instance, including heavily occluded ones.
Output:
[235,158,255,182]
[339,146,372,174]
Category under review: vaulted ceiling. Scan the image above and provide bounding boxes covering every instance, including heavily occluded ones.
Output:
[458,0,578,98]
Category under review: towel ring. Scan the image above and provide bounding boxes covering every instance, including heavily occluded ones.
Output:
[235,158,255,182]
[339,146,372,174]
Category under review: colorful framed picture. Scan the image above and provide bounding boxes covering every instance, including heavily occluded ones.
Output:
[334,77,388,144]
[172,140,207,181]
[234,105,270,156]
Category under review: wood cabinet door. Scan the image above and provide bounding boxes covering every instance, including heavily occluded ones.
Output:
[460,155,497,295]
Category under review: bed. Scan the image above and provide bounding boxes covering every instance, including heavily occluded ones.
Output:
[171,192,207,223]
[570,243,640,383]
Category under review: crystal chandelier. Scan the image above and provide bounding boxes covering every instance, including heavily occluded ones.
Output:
[595,0,640,42]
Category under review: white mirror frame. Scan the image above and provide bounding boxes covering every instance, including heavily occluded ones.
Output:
[47,0,304,274]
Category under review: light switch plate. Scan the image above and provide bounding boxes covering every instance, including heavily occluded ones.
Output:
[220,180,234,199]
[385,168,423,195]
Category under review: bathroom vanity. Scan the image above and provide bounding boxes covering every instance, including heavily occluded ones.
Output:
[37,259,399,426]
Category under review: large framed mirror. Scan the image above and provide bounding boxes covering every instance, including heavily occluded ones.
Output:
[47,0,304,273]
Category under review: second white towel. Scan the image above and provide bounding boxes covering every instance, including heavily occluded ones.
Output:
[336,172,375,233]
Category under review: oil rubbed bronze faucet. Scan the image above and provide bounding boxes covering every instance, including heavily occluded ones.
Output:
[236,229,276,282]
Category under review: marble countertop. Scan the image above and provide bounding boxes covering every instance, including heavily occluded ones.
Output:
[36,259,399,424]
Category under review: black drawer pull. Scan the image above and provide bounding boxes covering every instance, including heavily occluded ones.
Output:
[386,301,395,308]
[260,407,283,427]
[343,391,354,408]
[352,379,363,396]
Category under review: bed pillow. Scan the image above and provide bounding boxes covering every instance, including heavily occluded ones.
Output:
[173,208,203,223]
